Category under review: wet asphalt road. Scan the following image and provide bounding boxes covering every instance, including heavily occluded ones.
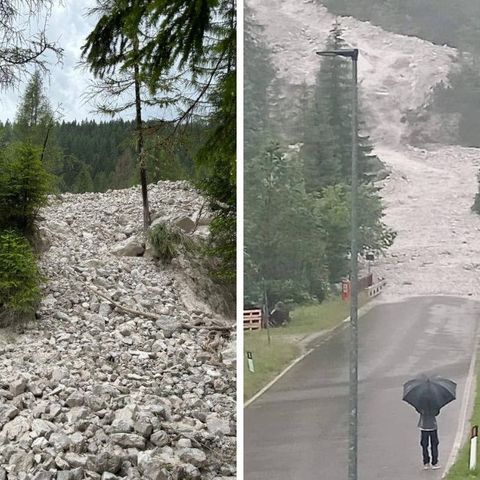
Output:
[244,297,480,480]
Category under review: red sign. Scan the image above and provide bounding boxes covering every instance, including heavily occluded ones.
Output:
[341,280,351,300]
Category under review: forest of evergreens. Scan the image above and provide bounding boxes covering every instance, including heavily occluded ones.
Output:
[0,114,203,194]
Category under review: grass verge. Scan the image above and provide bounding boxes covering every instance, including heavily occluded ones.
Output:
[244,293,368,402]
[445,372,480,479]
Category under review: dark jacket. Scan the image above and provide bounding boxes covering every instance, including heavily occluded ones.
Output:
[418,413,437,431]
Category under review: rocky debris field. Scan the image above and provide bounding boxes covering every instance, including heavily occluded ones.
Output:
[249,0,480,301]
[375,145,480,300]
[0,181,236,480]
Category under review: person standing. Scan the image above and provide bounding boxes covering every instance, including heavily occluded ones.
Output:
[418,411,440,470]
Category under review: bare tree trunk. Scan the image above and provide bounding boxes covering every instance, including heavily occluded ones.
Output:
[133,38,151,231]
[39,120,52,165]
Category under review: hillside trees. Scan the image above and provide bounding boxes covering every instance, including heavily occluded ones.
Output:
[0,144,51,325]
[0,1,60,326]
[245,143,327,305]
[302,23,378,189]
[82,1,160,230]
[13,71,64,179]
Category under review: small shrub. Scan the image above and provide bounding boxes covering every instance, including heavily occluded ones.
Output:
[0,143,52,237]
[0,230,42,326]
[149,222,194,263]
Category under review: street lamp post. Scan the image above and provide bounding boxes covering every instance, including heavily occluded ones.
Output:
[316,47,359,480]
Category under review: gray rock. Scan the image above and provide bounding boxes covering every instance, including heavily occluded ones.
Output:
[94,450,122,474]
[0,404,19,421]
[65,452,89,468]
[32,436,49,450]
[10,378,27,396]
[67,406,89,425]
[206,413,231,435]
[98,302,112,317]
[138,451,168,480]
[86,395,107,412]
[134,420,153,437]
[51,367,70,383]
[49,431,71,451]
[32,471,53,480]
[179,448,207,467]
[32,418,55,436]
[9,451,34,473]
[150,430,169,447]
[111,418,134,434]
[175,216,195,233]
[110,433,146,449]
[69,431,86,453]
[57,473,74,480]
[57,469,83,480]
[3,416,30,441]
[66,391,85,408]
[102,474,120,480]
[177,438,192,448]
[111,235,145,257]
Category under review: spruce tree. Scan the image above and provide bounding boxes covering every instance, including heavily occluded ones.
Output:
[82,1,155,230]
[73,164,95,194]
[83,0,236,287]
[14,70,62,180]
[303,22,378,189]
[244,11,275,161]
[245,142,326,305]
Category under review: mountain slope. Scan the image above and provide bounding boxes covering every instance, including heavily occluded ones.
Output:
[247,0,480,299]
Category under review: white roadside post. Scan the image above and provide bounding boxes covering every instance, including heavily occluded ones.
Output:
[247,351,255,373]
[470,425,478,470]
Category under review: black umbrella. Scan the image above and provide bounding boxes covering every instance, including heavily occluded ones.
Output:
[403,374,456,414]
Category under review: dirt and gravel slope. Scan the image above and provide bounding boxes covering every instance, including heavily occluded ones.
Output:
[248,0,480,300]
[0,182,236,480]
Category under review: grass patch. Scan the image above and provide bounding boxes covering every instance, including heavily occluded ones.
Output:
[244,293,368,402]
[445,373,480,479]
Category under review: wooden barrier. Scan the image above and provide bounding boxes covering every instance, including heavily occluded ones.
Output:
[368,278,386,298]
[244,309,262,331]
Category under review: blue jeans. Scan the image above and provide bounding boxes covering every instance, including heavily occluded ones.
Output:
[420,429,439,465]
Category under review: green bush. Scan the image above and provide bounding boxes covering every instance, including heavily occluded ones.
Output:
[149,222,194,263]
[0,230,42,326]
[0,143,52,237]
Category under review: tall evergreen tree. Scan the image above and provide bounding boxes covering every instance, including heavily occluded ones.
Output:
[245,142,326,305]
[302,22,378,190]
[244,10,275,161]
[82,0,159,230]
[82,0,237,286]
[14,71,62,181]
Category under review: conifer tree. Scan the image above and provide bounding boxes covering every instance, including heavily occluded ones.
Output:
[14,70,62,179]
[302,22,378,190]
[83,0,236,285]
[73,164,95,194]
[82,1,156,230]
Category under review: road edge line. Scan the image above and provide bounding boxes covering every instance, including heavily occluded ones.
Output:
[442,328,479,478]
[244,300,378,409]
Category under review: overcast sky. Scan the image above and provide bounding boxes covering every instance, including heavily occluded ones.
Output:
[0,0,117,122]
